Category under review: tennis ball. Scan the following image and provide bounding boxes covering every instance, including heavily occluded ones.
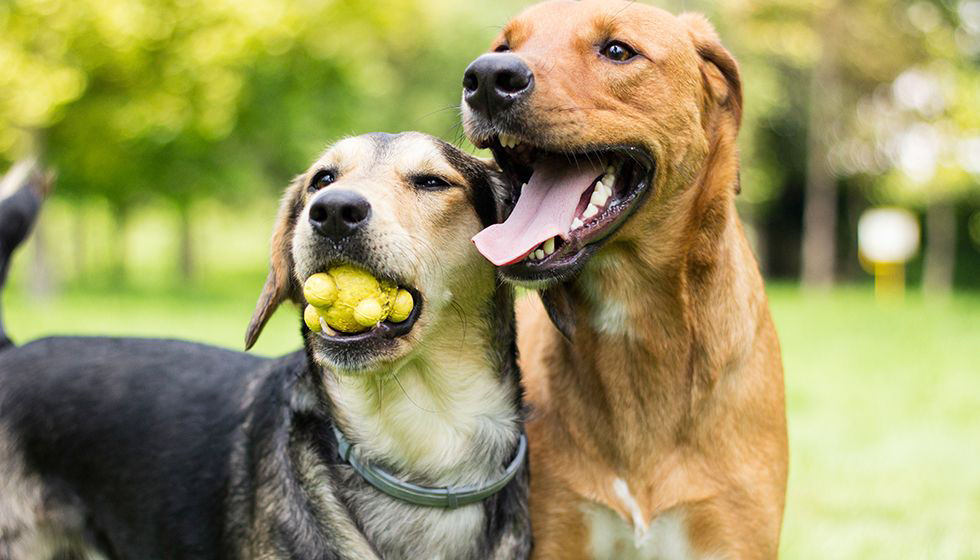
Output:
[389,289,414,323]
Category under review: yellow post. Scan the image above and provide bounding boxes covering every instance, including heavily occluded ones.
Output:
[873,262,905,303]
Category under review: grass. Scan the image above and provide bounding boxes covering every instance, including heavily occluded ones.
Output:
[767,286,980,559]
[3,275,979,559]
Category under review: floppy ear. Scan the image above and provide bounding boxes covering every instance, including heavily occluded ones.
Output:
[680,13,743,194]
[679,13,743,129]
[465,157,512,228]
[245,177,306,350]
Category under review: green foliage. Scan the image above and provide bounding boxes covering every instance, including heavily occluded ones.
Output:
[0,0,526,209]
[1,0,978,284]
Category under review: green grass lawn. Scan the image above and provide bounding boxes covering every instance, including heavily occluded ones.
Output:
[3,278,979,559]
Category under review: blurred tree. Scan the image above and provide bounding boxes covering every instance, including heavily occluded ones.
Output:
[1,0,976,290]
[0,0,524,281]
[717,0,941,288]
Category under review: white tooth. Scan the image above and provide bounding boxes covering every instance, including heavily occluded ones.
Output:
[603,173,616,186]
[544,237,556,255]
[583,204,599,219]
[571,218,584,230]
[599,182,613,197]
[591,188,609,207]
[319,317,340,337]
[535,249,546,260]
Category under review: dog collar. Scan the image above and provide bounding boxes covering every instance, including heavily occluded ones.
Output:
[333,427,527,509]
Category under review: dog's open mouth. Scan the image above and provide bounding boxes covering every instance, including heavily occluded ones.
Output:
[472,136,655,280]
[315,286,424,346]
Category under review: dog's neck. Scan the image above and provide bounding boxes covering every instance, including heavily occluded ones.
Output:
[545,149,767,468]
[324,294,521,487]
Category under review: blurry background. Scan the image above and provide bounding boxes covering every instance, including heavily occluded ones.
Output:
[1,0,978,557]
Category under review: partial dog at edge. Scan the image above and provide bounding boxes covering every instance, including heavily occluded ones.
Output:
[0,133,530,560]
[462,1,788,558]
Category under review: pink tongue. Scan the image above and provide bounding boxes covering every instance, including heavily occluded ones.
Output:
[472,158,603,266]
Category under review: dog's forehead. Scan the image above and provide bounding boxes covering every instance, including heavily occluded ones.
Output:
[317,134,465,182]
[505,0,688,51]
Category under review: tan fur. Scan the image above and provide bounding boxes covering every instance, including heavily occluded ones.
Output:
[475,2,788,557]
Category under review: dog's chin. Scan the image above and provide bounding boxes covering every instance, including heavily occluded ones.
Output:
[482,132,656,286]
[312,340,407,376]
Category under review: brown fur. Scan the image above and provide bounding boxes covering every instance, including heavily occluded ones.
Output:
[466,1,788,557]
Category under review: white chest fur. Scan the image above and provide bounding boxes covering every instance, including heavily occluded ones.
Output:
[585,503,698,560]
[324,327,520,560]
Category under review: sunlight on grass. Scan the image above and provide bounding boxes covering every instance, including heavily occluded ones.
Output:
[768,286,980,559]
[3,280,978,559]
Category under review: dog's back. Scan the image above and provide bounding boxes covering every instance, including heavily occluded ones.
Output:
[0,336,302,558]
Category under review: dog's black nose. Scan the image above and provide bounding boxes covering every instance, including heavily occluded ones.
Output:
[463,54,534,115]
[308,190,371,239]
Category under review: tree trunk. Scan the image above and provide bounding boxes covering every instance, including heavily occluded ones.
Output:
[923,201,955,297]
[73,205,86,280]
[844,187,866,281]
[801,9,842,291]
[177,204,194,282]
[110,205,128,283]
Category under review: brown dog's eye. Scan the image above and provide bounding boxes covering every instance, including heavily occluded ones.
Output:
[309,170,337,192]
[600,41,638,63]
[494,43,510,53]
[412,175,452,191]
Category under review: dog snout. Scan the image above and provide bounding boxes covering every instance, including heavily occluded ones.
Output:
[462,53,534,116]
[308,189,372,239]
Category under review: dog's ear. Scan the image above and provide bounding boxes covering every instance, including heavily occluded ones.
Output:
[472,157,513,228]
[680,13,743,129]
[245,177,305,350]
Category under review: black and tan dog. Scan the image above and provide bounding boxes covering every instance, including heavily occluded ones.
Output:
[0,133,530,559]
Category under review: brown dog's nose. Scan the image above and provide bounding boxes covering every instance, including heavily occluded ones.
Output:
[463,53,534,115]
[308,190,371,239]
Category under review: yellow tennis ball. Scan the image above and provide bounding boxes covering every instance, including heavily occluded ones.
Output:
[388,289,414,323]
[353,298,384,327]
[304,305,323,332]
[303,273,337,307]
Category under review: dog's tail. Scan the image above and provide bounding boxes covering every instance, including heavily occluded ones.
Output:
[0,159,52,350]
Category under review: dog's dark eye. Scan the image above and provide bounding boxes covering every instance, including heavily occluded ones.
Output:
[309,170,337,192]
[494,43,510,53]
[413,175,452,191]
[601,41,638,62]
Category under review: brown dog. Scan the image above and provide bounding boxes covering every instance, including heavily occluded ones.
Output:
[461,1,788,558]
